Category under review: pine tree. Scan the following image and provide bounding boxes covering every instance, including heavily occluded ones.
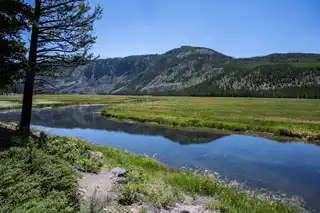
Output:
[20,0,102,130]
[0,0,30,90]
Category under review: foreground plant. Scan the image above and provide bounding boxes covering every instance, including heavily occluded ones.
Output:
[0,135,103,212]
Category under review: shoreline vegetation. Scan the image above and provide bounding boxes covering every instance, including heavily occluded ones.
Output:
[0,123,308,212]
[0,95,148,111]
[101,96,320,141]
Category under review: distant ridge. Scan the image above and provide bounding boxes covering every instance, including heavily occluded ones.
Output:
[37,46,320,98]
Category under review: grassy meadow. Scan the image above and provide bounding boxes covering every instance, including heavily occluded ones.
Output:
[102,96,320,140]
[0,94,149,110]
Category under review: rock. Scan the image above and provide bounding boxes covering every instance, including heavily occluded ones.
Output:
[91,151,103,161]
[40,131,48,140]
[115,177,127,184]
[111,167,127,177]
[170,204,213,213]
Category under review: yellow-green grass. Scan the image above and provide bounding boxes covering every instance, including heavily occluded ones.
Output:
[88,142,306,213]
[102,97,320,140]
[0,94,153,110]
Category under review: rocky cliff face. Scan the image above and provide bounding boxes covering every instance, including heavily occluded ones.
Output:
[44,46,232,94]
[42,46,320,97]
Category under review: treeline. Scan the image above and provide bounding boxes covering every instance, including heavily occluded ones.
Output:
[179,85,320,99]
[113,85,320,99]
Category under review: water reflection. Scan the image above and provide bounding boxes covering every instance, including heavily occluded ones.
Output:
[0,105,226,145]
[1,105,320,211]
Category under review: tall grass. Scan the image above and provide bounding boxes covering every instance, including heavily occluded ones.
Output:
[88,143,307,213]
[0,94,152,110]
[101,97,320,140]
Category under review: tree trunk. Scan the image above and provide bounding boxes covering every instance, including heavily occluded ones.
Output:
[19,0,41,130]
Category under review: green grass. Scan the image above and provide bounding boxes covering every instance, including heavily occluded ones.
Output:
[101,96,320,140]
[0,94,153,110]
[87,143,306,213]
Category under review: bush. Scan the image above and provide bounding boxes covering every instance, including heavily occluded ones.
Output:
[0,135,104,213]
[44,136,103,173]
[0,146,79,213]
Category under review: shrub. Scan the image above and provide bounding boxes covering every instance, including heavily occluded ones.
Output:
[44,136,103,173]
[0,146,79,213]
[0,135,104,212]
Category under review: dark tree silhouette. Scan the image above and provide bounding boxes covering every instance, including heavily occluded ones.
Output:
[0,0,30,90]
[20,0,102,130]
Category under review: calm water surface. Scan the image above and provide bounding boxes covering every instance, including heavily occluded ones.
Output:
[1,105,319,211]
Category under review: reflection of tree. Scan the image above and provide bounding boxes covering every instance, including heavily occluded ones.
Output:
[2,105,318,146]
[0,106,225,145]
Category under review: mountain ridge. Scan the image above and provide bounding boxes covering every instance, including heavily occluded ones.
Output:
[39,46,320,98]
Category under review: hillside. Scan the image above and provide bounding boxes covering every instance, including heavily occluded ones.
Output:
[181,59,320,98]
[39,46,320,98]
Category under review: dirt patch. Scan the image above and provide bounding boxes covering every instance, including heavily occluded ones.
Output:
[78,168,218,213]
[78,168,115,199]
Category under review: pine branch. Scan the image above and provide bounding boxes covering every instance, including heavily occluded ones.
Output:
[40,0,78,13]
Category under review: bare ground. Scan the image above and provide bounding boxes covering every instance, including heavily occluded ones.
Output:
[78,168,217,213]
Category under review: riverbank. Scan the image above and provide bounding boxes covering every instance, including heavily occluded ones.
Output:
[2,94,319,140]
[0,94,152,111]
[0,124,307,213]
[101,97,320,140]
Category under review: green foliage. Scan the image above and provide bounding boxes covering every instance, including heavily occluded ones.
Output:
[165,172,221,195]
[29,0,103,77]
[44,136,103,173]
[166,172,303,213]
[0,134,104,213]
[118,169,180,208]
[138,206,148,213]
[147,186,180,208]
[206,201,232,213]
[181,63,320,99]
[90,145,166,172]
[79,189,112,213]
[118,183,145,205]
[0,0,30,89]
[0,146,78,213]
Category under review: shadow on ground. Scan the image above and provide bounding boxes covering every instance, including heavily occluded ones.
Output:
[0,126,19,150]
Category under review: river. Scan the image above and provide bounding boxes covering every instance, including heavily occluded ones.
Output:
[1,105,319,211]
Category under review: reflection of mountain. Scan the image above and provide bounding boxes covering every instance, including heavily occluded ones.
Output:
[0,106,226,145]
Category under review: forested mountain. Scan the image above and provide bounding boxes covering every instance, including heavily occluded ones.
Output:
[180,60,320,98]
[38,46,320,98]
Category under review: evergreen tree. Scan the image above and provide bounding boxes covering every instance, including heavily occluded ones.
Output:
[0,0,30,90]
[20,0,102,130]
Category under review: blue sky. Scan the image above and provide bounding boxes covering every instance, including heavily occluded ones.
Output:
[26,0,320,58]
